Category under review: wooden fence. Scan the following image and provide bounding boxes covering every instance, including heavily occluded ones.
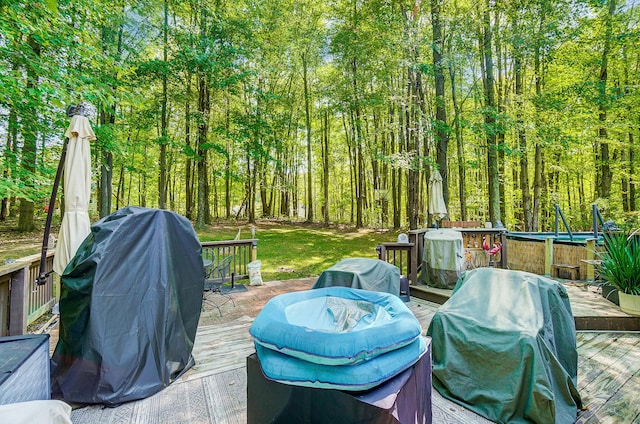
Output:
[201,239,258,283]
[378,228,599,286]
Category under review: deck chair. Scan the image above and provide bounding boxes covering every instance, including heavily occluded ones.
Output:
[202,255,236,316]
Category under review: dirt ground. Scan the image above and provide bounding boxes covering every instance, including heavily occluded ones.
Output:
[0,224,47,263]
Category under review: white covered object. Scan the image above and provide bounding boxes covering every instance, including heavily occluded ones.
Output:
[0,400,72,424]
[248,260,263,286]
[428,169,447,219]
[421,229,465,289]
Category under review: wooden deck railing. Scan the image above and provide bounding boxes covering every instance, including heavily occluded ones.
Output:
[1,238,258,336]
[378,227,508,284]
[0,251,56,337]
[201,239,258,283]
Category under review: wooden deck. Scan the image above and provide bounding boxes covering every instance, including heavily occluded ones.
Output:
[67,278,640,423]
[411,280,640,331]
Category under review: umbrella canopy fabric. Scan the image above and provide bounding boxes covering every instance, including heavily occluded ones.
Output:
[53,115,95,275]
[428,169,447,220]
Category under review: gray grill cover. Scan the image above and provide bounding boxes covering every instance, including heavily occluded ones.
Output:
[51,207,203,405]
[313,258,400,296]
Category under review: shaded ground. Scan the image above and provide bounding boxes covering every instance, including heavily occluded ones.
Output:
[0,221,52,263]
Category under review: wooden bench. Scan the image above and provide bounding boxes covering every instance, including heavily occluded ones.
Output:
[552,264,580,280]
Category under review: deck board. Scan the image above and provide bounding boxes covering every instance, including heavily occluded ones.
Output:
[576,333,640,422]
[68,279,640,423]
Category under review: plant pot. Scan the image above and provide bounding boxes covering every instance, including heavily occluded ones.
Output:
[618,292,640,316]
[601,282,619,306]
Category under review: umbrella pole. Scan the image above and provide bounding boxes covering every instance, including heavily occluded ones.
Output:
[36,136,69,286]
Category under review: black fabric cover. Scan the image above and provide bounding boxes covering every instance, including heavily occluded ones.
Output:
[51,207,203,405]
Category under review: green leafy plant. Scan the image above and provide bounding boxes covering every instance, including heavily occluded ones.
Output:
[597,231,640,296]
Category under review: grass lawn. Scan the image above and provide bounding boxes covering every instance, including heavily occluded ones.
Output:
[198,222,401,282]
[1,218,404,282]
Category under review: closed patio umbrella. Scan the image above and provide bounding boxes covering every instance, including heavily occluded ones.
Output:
[428,169,447,221]
[53,108,95,275]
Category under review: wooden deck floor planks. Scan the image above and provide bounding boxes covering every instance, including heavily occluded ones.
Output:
[576,333,640,423]
[185,294,640,423]
[67,279,640,423]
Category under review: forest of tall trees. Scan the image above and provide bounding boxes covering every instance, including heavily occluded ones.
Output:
[1,0,639,231]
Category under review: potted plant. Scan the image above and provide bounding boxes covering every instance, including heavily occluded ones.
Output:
[597,231,640,316]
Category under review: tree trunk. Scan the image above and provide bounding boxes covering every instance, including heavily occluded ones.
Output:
[394,81,403,229]
[99,105,115,218]
[1,106,18,221]
[532,15,544,232]
[158,0,169,209]
[248,153,257,224]
[494,9,506,224]
[302,53,314,223]
[225,92,232,218]
[431,0,449,211]
[515,54,532,230]
[116,164,125,210]
[406,66,419,230]
[196,72,209,228]
[18,34,41,231]
[630,131,637,211]
[596,0,617,199]
[480,0,501,227]
[97,13,125,218]
[449,63,466,221]
[351,58,365,228]
[185,72,194,220]
[322,109,330,226]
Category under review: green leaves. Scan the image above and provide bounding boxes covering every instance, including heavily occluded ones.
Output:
[44,0,58,14]
[598,232,640,295]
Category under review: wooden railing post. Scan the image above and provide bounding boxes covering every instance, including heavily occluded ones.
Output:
[586,238,596,281]
[500,230,508,268]
[377,244,387,261]
[408,230,426,285]
[251,240,258,263]
[544,237,554,276]
[9,265,29,335]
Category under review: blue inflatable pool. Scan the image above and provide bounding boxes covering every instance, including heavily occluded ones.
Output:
[250,287,421,366]
[250,287,425,390]
[255,336,427,391]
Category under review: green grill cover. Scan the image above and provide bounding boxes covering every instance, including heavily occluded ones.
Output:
[427,268,582,423]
